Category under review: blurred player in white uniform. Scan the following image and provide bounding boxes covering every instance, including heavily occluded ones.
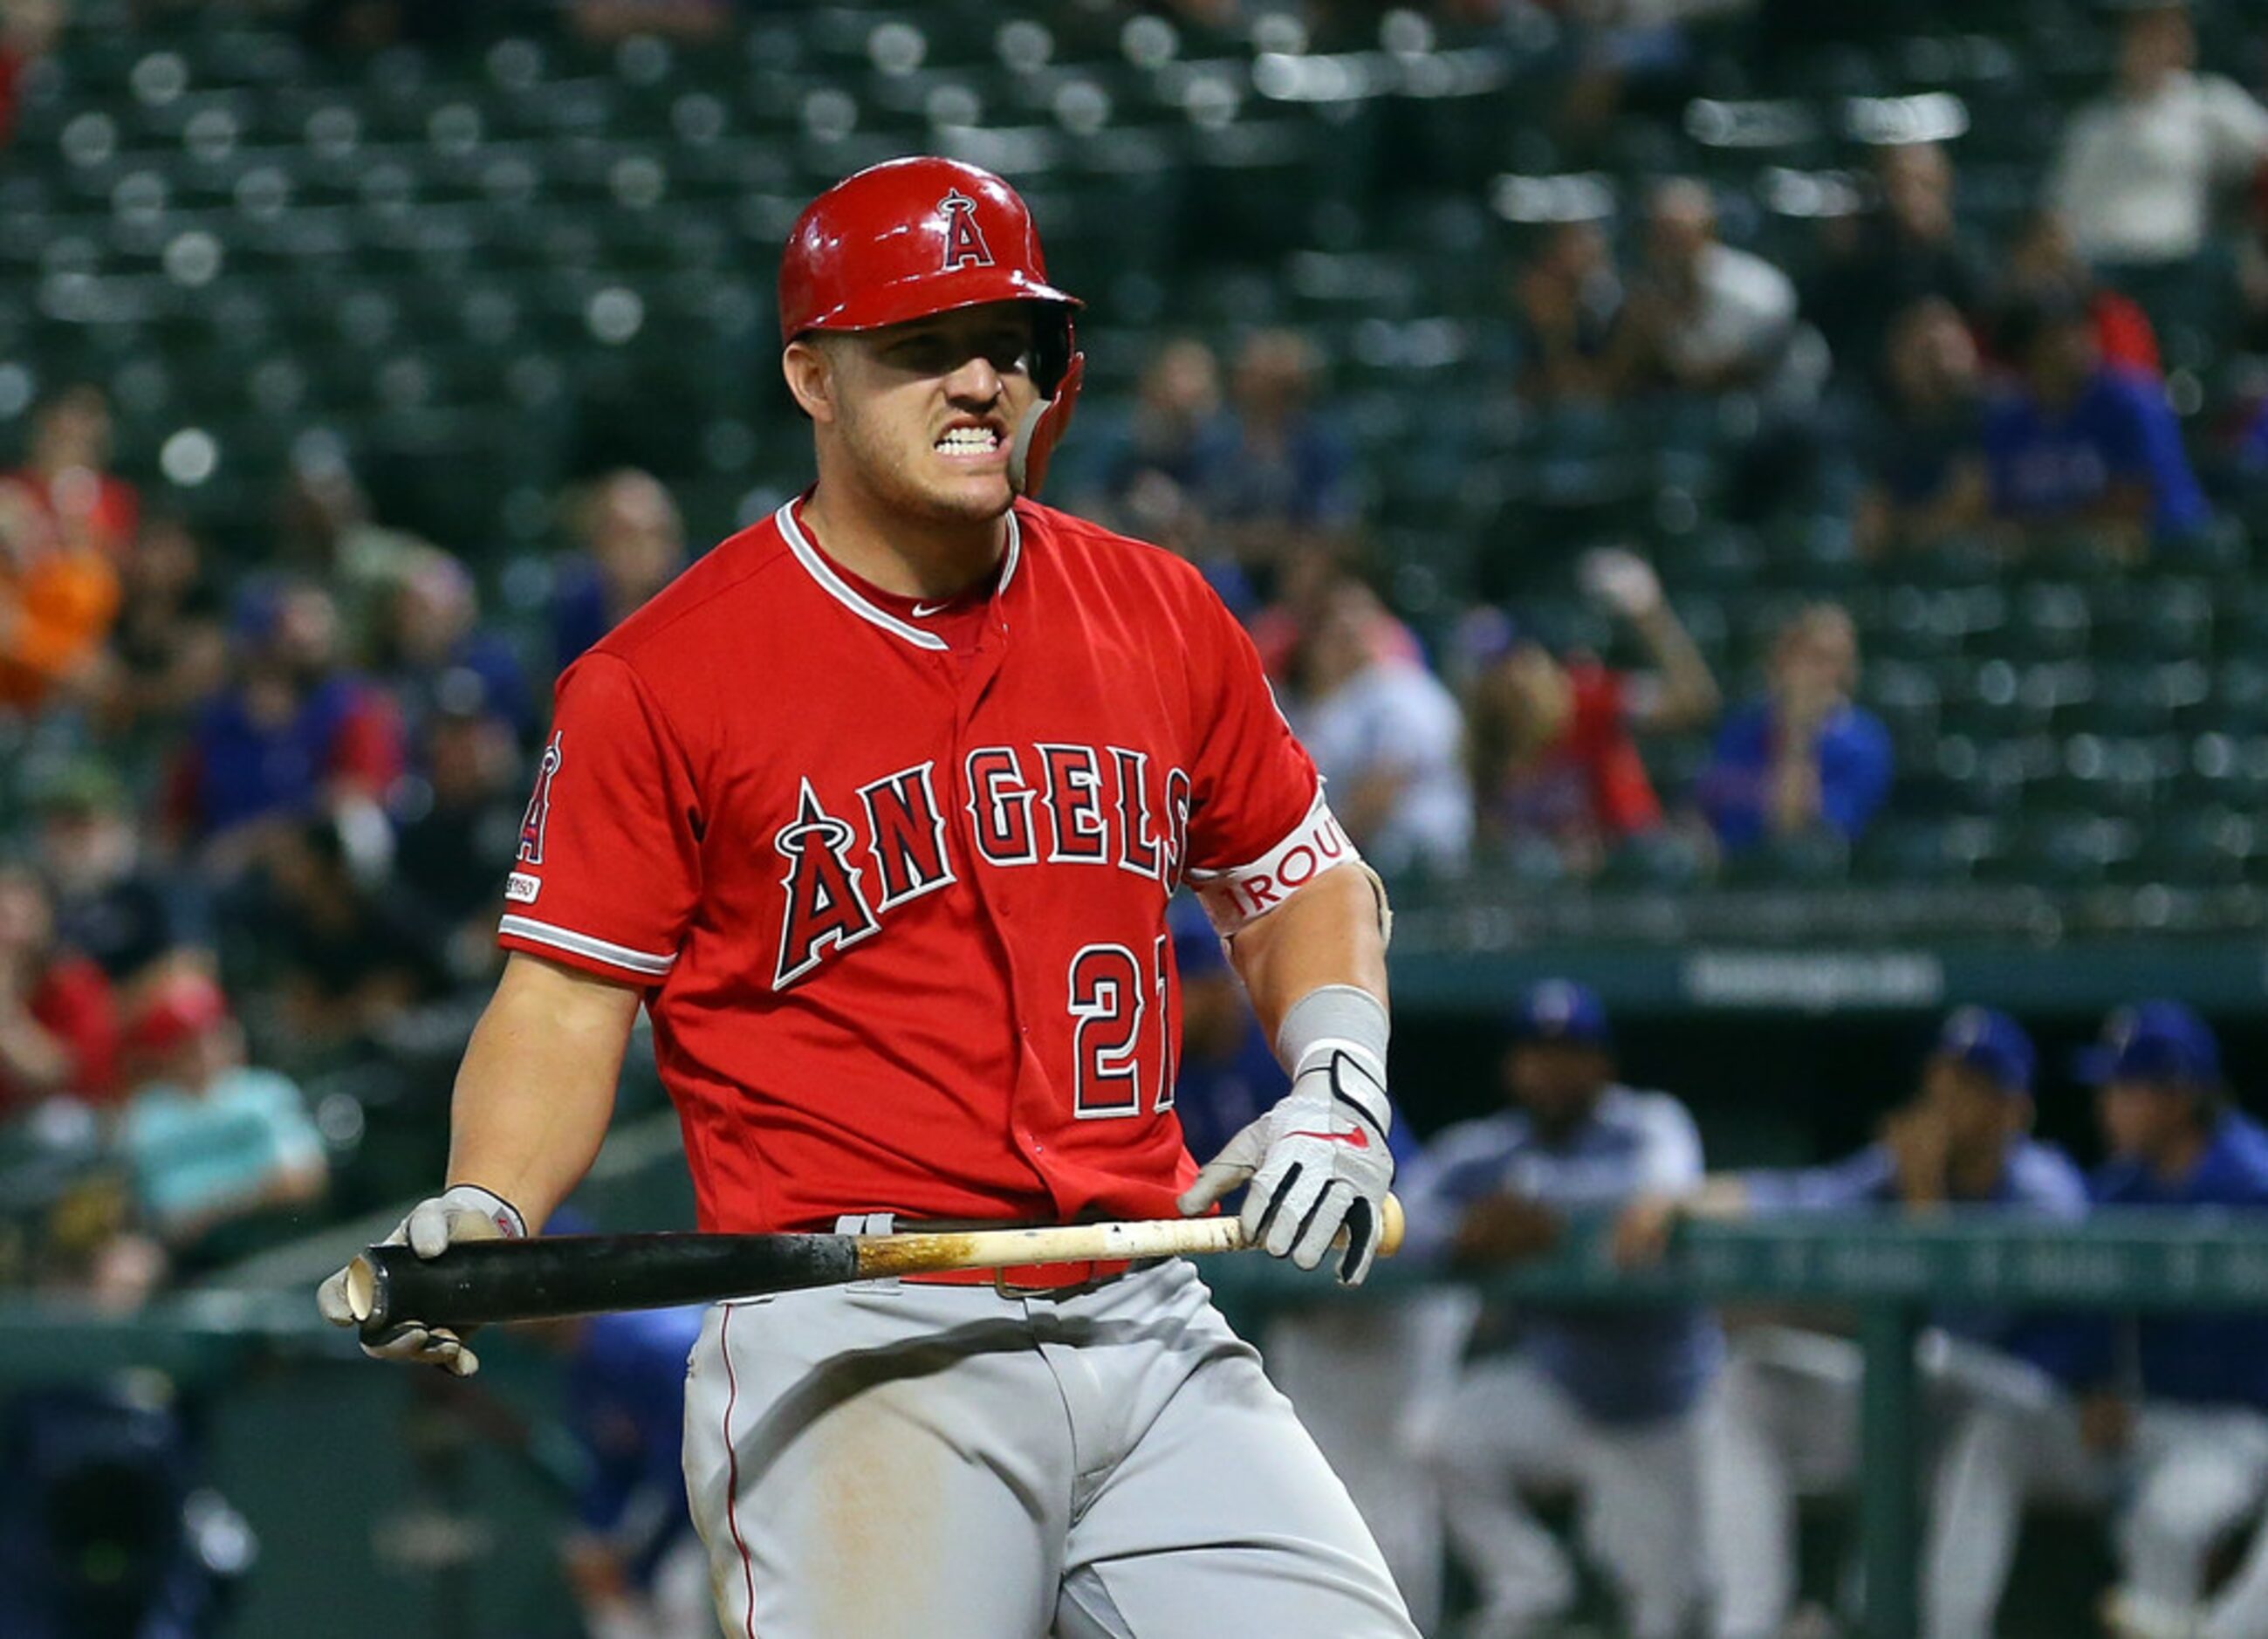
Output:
[1404,980,1721,1639]
[1617,1007,2087,1639]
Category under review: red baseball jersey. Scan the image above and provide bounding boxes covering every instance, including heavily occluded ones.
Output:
[497,498,1358,1233]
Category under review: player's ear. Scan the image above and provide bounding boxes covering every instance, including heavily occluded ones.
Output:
[782,338,837,425]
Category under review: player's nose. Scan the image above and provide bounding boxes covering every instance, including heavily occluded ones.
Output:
[942,353,1004,405]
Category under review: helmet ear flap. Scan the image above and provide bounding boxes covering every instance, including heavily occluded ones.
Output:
[1030,305,1076,400]
[1009,350,1084,498]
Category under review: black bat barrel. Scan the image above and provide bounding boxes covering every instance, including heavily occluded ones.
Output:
[349,1232,863,1338]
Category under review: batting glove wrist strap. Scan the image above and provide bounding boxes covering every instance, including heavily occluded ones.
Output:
[1275,984,1390,1129]
[1181,988,1394,1286]
[428,1184,528,1245]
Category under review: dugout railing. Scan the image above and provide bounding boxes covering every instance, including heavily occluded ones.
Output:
[6,1207,2268,1637]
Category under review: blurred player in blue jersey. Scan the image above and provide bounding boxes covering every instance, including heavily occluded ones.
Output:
[1617,1005,2086,1639]
[528,1210,718,1639]
[1168,901,1470,1632]
[1405,980,1721,1639]
[2062,1004,2268,1639]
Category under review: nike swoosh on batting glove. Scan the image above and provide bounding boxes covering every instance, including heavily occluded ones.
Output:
[317,1184,525,1376]
[1178,1048,1394,1285]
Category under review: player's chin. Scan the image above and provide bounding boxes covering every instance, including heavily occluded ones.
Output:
[917,469,1016,521]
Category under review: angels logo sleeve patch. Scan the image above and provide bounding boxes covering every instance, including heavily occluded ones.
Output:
[495,652,702,986]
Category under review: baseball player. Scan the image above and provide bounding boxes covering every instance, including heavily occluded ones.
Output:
[1615,1005,2088,1639]
[2064,1003,2268,1639]
[319,157,1416,1639]
[1401,980,1722,1639]
[548,1302,721,1639]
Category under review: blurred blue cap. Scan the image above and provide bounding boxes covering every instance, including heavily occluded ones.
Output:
[1510,979,1610,1047]
[2077,1000,2221,1089]
[1933,1006,2035,1095]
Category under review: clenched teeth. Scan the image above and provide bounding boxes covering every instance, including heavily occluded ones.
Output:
[936,427,1000,453]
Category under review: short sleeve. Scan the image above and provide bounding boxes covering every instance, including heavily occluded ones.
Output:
[1633,1097,1705,1194]
[497,652,701,987]
[1179,591,1354,934]
[1817,710,1895,839]
[2203,76,2268,175]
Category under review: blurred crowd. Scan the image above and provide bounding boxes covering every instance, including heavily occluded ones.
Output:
[1038,0,2268,888]
[0,362,694,1304]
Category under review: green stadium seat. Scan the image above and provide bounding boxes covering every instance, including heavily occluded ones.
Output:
[2126,806,2262,888]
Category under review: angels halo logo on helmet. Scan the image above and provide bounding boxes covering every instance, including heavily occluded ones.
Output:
[936,188,996,271]
[778,155,1086,496]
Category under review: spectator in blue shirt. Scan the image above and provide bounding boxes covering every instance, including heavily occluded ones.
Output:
[1982,284,2210,555]
[369,547,533,746]
[1853,298,1992,558]
[551,470,688,674]
[1406,981,1719,1639]
[114,970,326,1266]
[1617,1007,2086,1639]
[2070,1003,2268,1639]
[1697,603,1893,855]
[1191,329,1357,565]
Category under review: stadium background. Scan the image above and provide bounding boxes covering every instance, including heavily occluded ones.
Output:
[5,0,2268,1633]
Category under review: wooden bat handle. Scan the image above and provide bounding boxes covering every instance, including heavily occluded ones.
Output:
[855,1190,1406,1279]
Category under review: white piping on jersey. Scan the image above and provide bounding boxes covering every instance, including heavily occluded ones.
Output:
[498,915,677,977]
[774,502,1022,653]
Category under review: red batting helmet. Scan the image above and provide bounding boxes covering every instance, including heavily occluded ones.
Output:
[778,156,1086,493]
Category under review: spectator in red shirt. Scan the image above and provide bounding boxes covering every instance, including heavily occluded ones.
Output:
[0,863,118,1115]
[5,385,140,562]
[1995,209,2162,379]
[1463,548,1720,876]
[1249,541,1422,686]
[0,0,64,152]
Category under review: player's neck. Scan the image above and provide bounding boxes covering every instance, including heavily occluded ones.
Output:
[799,483,1007,602]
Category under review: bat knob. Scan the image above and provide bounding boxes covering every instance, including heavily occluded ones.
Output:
[344,1254,381,1326]
[1376,1192,1406,1259]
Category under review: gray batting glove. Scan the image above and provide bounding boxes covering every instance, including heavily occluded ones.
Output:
[316,1184,525,1377]
[1178,1050,1394,1285]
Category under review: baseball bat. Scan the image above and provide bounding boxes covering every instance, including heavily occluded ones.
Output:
[343,1193,1405,1339]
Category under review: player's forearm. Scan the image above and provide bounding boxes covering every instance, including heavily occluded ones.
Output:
[1765,744,1824,835]
[1226,862,1388,1048]
[445,953,642,1229]
[1685,1175,1751,1218]
[1631,602,1720,729]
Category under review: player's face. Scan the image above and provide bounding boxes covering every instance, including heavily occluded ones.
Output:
[1505,1041,1609,1131]
[1922,1058,2018,1159]
[2099,1080,2189,1162]
[821,304,1041,527]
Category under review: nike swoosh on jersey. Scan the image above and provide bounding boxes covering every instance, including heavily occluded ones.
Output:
[911,600,949,617]
[1283,1128,1370,1149]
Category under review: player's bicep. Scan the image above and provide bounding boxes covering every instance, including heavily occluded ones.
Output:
[1176,586,1362,935]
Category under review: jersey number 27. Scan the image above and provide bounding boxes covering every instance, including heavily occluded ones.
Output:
[1067,937,1175,1119]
